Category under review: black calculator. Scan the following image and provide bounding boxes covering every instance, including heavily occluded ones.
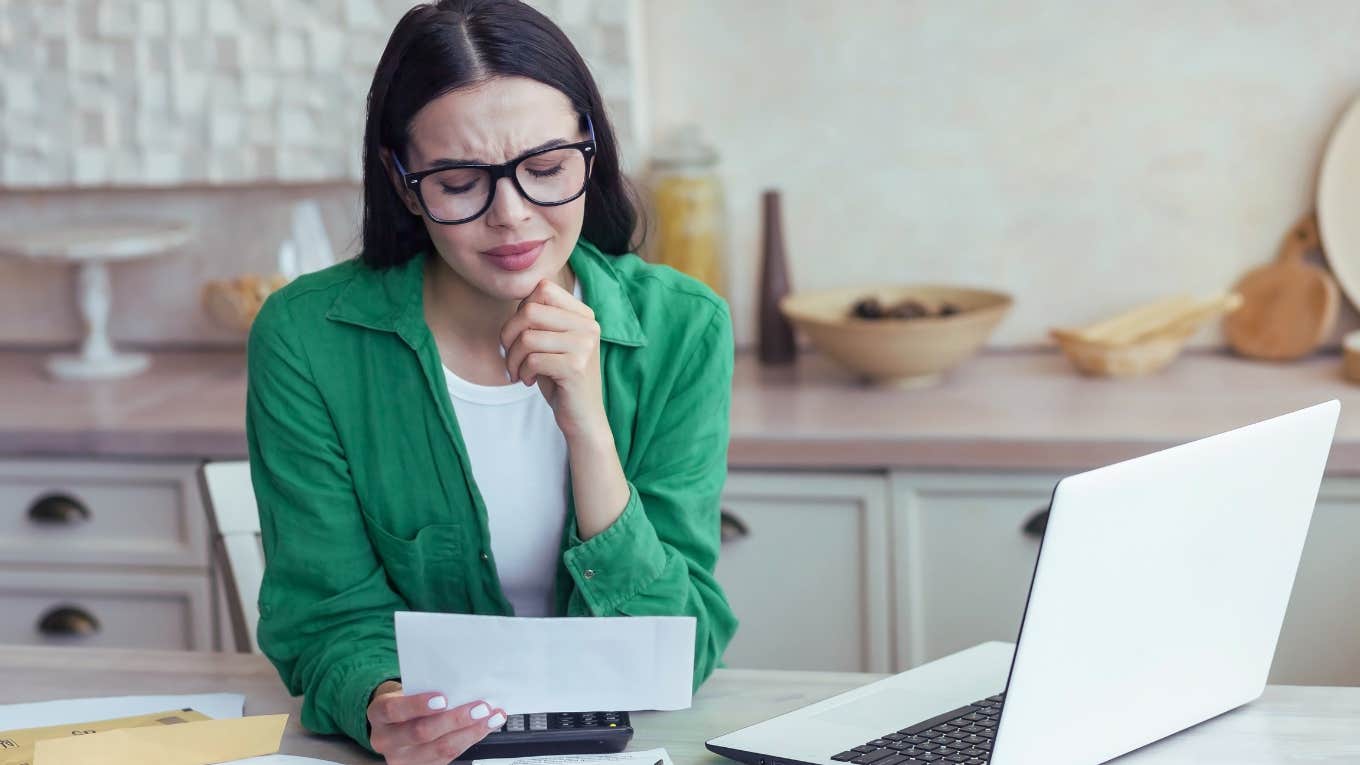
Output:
[457,711,634,760]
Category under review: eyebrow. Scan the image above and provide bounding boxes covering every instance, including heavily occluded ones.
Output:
[426,137,572,169]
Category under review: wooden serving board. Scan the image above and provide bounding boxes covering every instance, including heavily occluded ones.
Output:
[1223,213,1338,361]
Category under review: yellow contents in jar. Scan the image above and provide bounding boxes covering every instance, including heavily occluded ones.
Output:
[651,174,724,297]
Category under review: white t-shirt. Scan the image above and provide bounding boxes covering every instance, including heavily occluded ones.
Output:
[440,283,579,617]
[443,364,569,617]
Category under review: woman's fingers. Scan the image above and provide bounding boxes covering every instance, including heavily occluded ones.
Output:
[500,280,601,386]
[505,329,593,384]
[517,351,586,388]
[368,690,449,727]
[499,300,597,352]
[386,707,509,765]
[522,277,595,318]
[369,697,502,756]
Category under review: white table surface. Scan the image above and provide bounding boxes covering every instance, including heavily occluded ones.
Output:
[1,645,1358,764]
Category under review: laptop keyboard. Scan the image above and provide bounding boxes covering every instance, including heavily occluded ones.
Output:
[830,693,1005,765]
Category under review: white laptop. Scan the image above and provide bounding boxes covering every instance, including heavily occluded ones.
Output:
[707,400,1339,765]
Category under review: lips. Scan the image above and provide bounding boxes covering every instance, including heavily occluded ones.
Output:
[482,239,547,272]
[484,240,547,258]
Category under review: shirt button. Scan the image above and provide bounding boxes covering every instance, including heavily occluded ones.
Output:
[583,569,596,580]
[480,552,490,562]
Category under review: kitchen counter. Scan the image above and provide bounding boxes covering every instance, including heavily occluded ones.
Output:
[0,350,248,459]
[4,348,1360,473]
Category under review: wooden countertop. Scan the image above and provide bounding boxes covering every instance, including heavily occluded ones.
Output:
[4,348,1360,473]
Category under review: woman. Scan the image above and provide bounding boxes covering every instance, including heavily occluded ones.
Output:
[245,1,737,763]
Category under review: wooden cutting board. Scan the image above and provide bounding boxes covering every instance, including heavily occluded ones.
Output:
[1224,213,1338,361]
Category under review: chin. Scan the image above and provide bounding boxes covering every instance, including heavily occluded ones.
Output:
[482,262,561,300]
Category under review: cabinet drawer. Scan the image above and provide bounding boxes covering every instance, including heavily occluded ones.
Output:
[0,460,207,567]
[716,470,892,673]
[0,569,212,650]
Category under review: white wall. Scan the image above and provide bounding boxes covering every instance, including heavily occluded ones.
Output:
[643,0,1360,348]
[0,0,643,187]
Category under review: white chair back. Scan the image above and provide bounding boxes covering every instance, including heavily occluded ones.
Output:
[198,460,263,653]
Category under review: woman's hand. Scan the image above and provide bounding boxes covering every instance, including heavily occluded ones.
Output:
[501,279,608,442]
[501,278,631,538]
[367,681,507,765]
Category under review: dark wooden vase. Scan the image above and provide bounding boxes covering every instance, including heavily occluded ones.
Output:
[758,190,797,365]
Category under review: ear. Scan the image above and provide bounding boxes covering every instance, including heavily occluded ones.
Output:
[380,148,423,217]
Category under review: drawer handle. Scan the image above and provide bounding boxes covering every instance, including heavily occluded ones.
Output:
[1021,506,1049,538]
[720,509,750,543]
[38,605,101,637]
[27,493,92,525]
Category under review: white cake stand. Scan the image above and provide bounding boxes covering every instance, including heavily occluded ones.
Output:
[0,220,195,380]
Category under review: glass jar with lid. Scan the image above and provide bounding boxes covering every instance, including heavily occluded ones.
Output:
[647,125,726,297]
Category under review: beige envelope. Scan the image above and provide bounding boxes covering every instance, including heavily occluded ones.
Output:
[33,714,287,765]
[0,708,210,765]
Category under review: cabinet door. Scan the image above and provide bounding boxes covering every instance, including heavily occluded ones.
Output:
[1270,477,1360,685]
[891,471,1060,670]
[715,470,892,672]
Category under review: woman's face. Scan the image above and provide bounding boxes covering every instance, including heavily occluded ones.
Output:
[388,76,589,301]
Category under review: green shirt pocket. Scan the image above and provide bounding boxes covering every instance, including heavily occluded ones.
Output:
[360,514,470,613]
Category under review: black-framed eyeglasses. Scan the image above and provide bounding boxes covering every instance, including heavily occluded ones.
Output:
[390,114,597,225]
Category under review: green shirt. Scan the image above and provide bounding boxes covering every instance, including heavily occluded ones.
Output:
[246,239,738,751]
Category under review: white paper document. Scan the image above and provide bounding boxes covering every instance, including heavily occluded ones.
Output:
[224,751,342,756]
[0,693,244,729]
[472,746,673,765]
[396,612,696,713]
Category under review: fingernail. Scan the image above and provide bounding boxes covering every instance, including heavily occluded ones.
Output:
[428,696,447,711]
[487,712,507,730]
[469,703,490,720]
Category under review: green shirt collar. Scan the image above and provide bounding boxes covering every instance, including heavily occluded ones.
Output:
[325,239,647,347]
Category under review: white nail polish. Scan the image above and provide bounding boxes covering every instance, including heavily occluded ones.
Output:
[487,713,507,730]
[428,696,447,711]
[469,703,490,720]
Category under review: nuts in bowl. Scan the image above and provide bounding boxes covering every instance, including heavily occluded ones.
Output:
[850,296,964,320]
[779,285,1013,386]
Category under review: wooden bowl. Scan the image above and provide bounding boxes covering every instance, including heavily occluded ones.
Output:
[201,274,290,333]
[1050,293,1243,378]
[1052,329,1196,377]
[779,285,1013,386]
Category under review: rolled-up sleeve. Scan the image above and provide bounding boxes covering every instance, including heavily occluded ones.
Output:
[561,301,739,690]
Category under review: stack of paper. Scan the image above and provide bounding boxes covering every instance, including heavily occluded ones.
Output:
[476,747,673,765]
[0,694,245,729]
